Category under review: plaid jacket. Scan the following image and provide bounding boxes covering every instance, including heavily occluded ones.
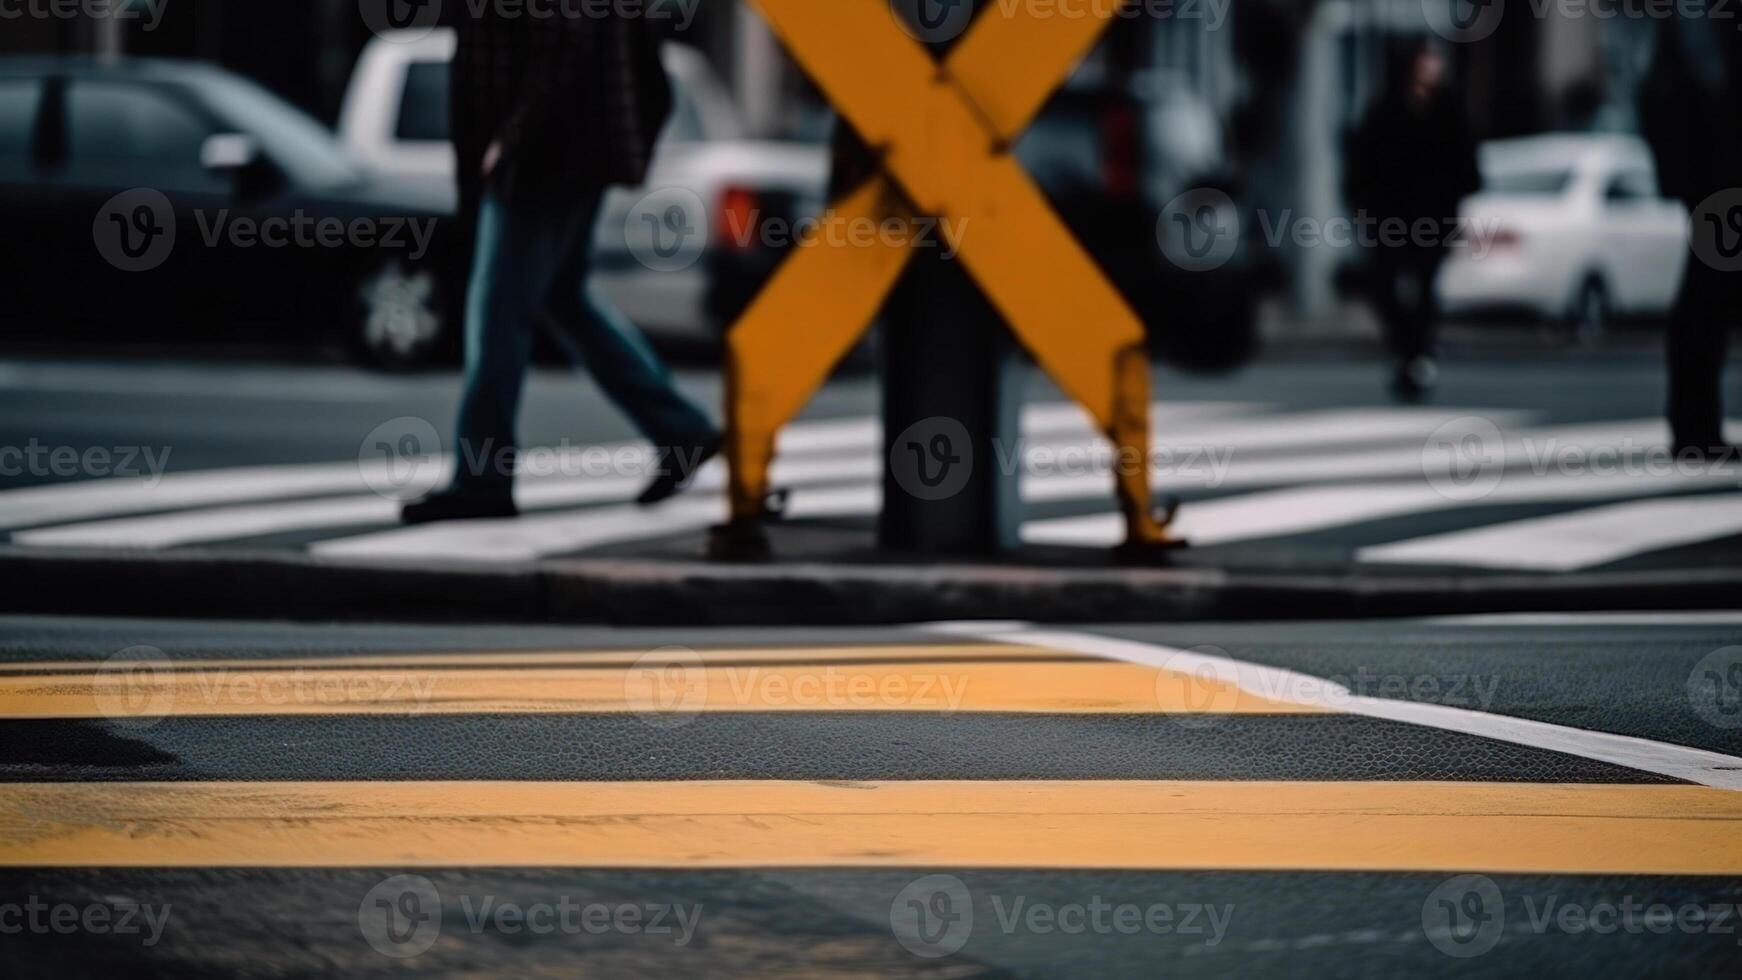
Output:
[449,8,671,210]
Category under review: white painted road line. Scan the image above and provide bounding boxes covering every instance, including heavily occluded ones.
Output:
[11,410,1737,564]
[310,483,885,561]
[1359,494,1742,571]
[777,400,1260,455]
[9,452,879,550]
[0,402,1258,549]
[0,361,404,402]
[1025,464,1741,548]
[314,496,730,560]
[971,626,1742,791]
[1023,409,1593,503]
[0,461,381,532]
[0,401,1255,539]
[12,496,403,550]
[6,404,1530,550]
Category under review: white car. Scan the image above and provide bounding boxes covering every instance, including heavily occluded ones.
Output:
[1436,133,1689,341]
[338,30,827,347]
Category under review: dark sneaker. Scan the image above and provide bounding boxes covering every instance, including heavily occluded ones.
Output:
[637,436,722,506]
[400,487,518,525]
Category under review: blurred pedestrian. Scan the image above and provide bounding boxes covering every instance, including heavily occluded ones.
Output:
[403,7,720,525]
[1344,38,1480,401]
[1640,16,1738,459]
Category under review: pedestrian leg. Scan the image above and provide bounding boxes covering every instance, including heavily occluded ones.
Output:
[450,190,593,493]
[1666,262,1732,451]
[539,192,719,454]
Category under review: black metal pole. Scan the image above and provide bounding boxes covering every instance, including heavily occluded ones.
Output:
[878,248,1021,555]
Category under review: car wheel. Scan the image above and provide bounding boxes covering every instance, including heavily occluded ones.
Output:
[355,258,448,369]
[1568,277,1608,347]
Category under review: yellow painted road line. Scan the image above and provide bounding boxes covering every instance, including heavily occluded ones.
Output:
[0,655,1321,718]
[4,781,1739,873]
[0,644,1083,674]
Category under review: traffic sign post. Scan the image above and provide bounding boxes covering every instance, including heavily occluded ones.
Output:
[709,0,1186,559]
[879,247,1023,554]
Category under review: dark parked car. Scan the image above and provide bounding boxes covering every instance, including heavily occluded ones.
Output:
[1019,68,1262,374]
[0,56,459,367]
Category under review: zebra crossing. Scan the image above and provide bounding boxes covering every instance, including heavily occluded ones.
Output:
[1,401,1738,571]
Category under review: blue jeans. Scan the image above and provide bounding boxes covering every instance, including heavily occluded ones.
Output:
[453,187,717,491]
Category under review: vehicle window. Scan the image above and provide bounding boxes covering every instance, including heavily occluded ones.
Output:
[1483,169,1572,195]
[197,73,361,189]
[1605,170,1657,202]
[665,87,706,143]
[0,78,43,159]
[396,61,449,142]
[66,82,211,166]
[663,48,743,142]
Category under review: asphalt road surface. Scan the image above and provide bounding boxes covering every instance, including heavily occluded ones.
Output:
[3,612,1741,977]
[0,347,1739,574]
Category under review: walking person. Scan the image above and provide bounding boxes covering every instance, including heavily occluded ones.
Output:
[404,7,720,524]
[1344,38,1480,401]
[1640,15,1738,459]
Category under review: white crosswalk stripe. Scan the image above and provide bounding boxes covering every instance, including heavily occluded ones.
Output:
[1358,494,1742,571]
[0,401,1251,535]
[0,461,376,532]
[1025,454,1741,548]
[3,403,1738,571]
[9,403,1510,550]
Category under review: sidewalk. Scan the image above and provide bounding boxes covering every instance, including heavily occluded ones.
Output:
[6,524,1742,625]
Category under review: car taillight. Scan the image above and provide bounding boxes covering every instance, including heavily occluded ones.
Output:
[718,186,761,252]
[1100,102,1139,199]
[1473,226,1522,254]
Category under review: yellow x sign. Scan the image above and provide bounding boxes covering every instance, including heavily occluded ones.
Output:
[720,0,1180,552]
